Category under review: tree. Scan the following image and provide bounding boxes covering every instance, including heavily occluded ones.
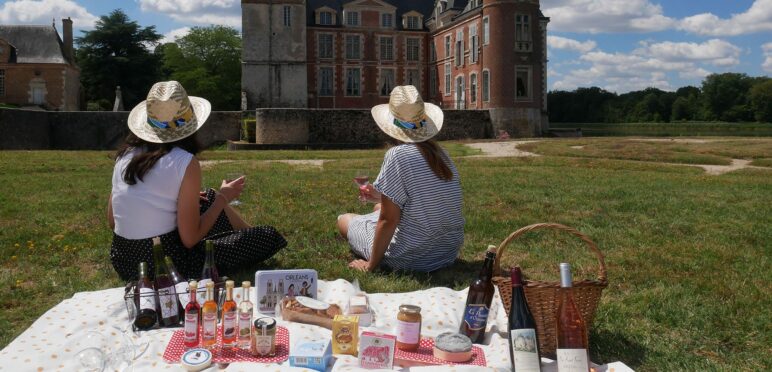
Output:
[76,9,163,109]
[701,73,755,122]
[160,26,242,110]
[749,79,772,122]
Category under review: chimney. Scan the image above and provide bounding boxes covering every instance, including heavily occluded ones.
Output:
[62,17,73,61]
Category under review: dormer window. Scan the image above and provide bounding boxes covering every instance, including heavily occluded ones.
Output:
[382,13,393,28]
[315,6,337,25]
[402,11,423,30]
[345,11,360,26]
[319,11,333,25]
[406,16,420,29]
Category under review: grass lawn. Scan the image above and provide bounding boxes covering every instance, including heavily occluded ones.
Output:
[1,138,770,371]
[550,122,772,137]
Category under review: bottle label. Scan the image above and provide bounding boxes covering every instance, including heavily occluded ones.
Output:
[462,304,490,331]
[254,335,273,355]
[184,313,199,343]
[157,286,179,319]
[239,312,252,338]
[139,287,156,311]
[510,328,541,372]
[176,282,190,308]
[396,319,420,344]
[557,348,589,372]
[222,310,237,338]
[202,312,217,341]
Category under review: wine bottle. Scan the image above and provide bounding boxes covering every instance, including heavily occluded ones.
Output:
[152,237,179,326]
[165,256,188,319]
[184,280,201,349]
[134,262,157,330]
[201,281,218,349]
[199,240,221,305]
[460,246,497,344]
[238,281,254,349]
[556,263,590,372]
[221,280,238,348]
[508,267,542,372]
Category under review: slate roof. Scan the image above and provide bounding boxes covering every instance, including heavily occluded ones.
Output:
[307,0,436,30]
[0,25,70,64]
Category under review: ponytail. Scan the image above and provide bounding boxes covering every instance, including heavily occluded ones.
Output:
[415,139,453,181]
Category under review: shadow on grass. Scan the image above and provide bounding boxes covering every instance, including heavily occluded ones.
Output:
[386,258,485,289]
[591,328,648,369]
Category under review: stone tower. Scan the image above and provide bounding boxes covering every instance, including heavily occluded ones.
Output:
[242,0,308,109]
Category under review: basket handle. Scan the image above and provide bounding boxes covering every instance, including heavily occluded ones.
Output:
[492,223,607,283]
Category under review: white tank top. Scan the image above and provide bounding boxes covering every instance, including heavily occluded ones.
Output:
[111,147,194,239]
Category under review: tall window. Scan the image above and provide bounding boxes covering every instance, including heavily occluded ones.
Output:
[470,73,477,103]
[455,76,465,109]
[319,67,334,96]
[283,6,291,27]
[516,66,531,100]
[515,14,532,52]
[407,69,420,90]
[444,62,451,95]
[445,35,451,58]
[483,16,490,45]
[379,69,396,96]
[406,16,420,30]
[455,30,463,66]
[406,38,420,62]
[430,41,436,62]
[318,34,333,59]
[469,24,478,63]
[382,13,393,28]
[319,11,333,25]
[345,11,359,26]
[429,68,437,98]
[483,70,490,102]
[346,68,361,96]
[345,35,361,59]
[380,36,394,60]
[0,70,4,96]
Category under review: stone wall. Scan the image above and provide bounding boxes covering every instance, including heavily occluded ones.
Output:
[254,108,493,144]
[0,108,240,150]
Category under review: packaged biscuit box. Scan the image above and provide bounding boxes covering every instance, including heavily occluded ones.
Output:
[332,315,359,356]
[359,332,396,369]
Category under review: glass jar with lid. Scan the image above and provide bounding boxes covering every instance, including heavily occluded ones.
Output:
[251,317,276,357]
[396,304,422,351]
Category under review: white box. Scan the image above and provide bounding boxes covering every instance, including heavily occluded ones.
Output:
[255,269,318,314]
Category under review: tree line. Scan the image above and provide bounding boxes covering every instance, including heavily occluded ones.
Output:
[76,10,241,111]
[548,73,772,123]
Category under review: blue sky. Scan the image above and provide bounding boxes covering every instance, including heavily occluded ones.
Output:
[1,0,770,93]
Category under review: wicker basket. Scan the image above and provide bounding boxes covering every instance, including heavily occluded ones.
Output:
[491,223,608,357]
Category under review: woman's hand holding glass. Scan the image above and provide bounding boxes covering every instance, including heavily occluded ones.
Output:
[358,184,382,204]
[219,176,245,204]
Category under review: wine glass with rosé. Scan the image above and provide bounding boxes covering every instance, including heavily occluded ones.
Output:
[353,170,370,204]
[225,172,246,206]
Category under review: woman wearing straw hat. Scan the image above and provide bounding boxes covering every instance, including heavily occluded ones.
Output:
[338,85,464,272]
[107,81,287,281]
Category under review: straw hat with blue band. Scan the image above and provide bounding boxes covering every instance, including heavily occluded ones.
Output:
[127,81,212,144]
[371,85,444,143]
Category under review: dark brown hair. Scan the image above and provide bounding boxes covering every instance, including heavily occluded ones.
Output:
[415,139,453,181]
[113,132,202,185]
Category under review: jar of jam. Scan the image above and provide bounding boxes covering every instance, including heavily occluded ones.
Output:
[396,304,421,351]
[251,317,276,357]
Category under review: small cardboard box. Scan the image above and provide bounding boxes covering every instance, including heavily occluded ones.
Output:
[332,315,359,356]
[289,340,332,371]
[359,332,397,370]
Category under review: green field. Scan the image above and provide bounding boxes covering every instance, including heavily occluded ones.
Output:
[551,122,772,137]
[1,138,770,371]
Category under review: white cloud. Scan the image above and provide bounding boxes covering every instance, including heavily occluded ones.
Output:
[160,27,191,44]
[763,43,772,73]
[633,39,742,67]
[542,0,676,33]
[679,0,772,36]
[548,36,596,53]
[0,0,98,28]
[139,0,241,28]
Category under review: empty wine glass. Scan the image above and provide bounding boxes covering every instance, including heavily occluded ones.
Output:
[76,348,105,372]
[353,170,369,204]
[225,172,245,206]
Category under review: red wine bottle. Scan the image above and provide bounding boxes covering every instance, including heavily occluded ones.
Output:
[508,267,542,372]
[460,246,496,344]
[165,256,188,319]
[199,240,221,305]
[152,237,179,326]
[556,263,590,372]
[133,262,157,330]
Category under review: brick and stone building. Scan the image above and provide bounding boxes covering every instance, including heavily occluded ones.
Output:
[0,18,81,111]
[242,0,549,136]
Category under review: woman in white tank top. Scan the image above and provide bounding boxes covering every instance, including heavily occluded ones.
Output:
[108,81,286,281]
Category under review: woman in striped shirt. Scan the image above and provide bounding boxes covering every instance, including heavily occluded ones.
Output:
[337,86,464,272]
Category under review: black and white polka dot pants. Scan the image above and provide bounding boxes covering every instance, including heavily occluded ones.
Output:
[110,188,287,282]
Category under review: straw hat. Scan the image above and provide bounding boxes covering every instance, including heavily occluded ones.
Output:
[371,85,444,143]
[127,81,211,143]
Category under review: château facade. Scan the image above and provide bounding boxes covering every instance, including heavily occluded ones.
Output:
[242,0,549,136]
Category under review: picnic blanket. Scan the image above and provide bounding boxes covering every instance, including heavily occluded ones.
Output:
[0,279,632,371]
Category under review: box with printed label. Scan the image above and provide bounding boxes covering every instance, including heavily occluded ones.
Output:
[289,340,332,371]
[255,269,317,314]
[359,332,397,370]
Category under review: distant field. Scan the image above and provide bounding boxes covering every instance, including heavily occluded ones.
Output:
[551,122,772,137]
